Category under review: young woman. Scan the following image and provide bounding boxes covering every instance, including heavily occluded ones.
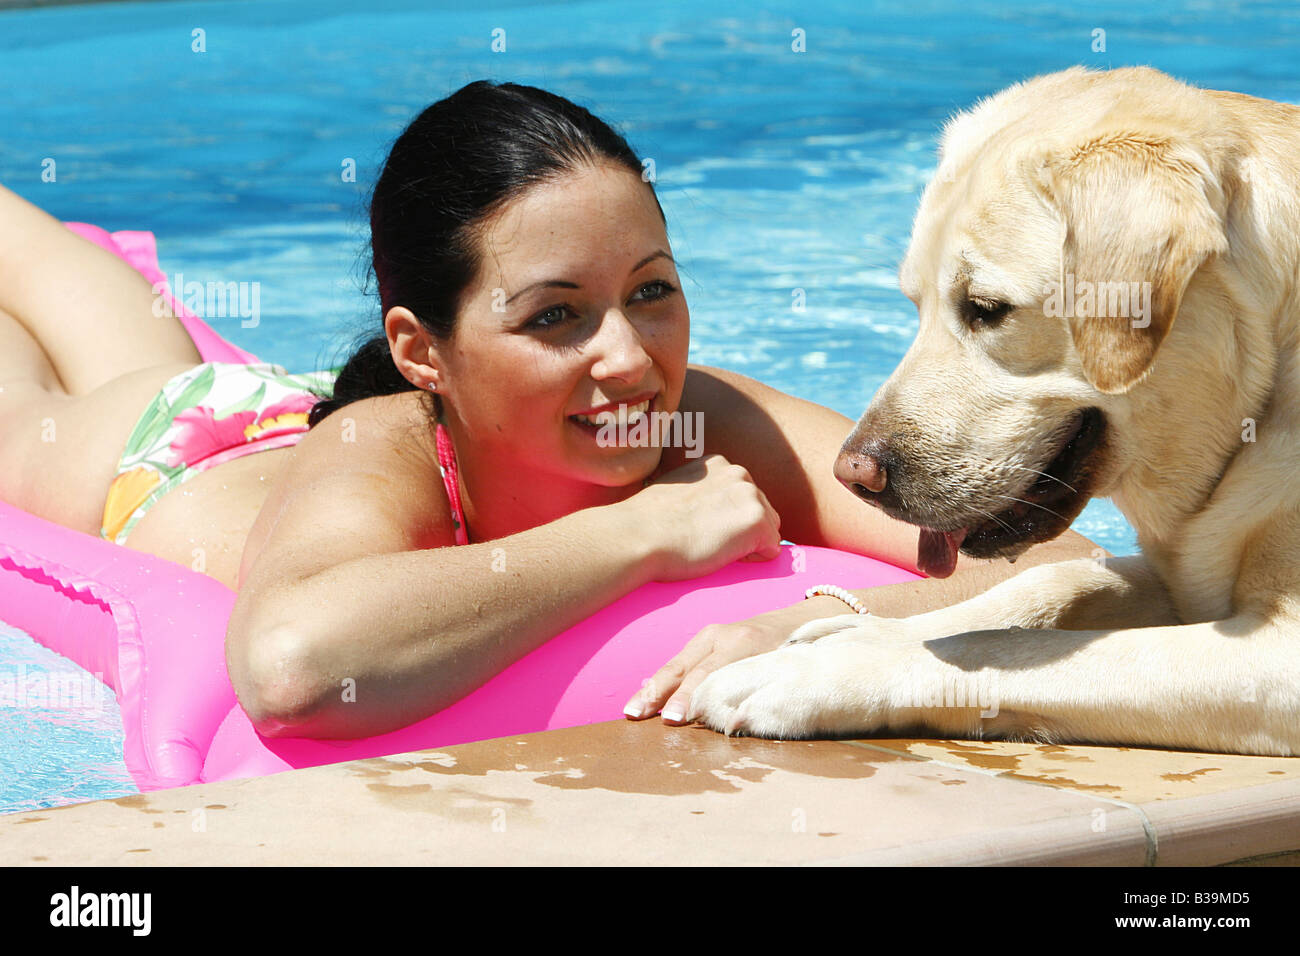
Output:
[0,81,1098,740]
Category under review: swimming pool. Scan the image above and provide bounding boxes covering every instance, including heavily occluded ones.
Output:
[2,0,1297,813]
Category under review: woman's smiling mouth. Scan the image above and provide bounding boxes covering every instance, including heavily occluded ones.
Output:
[568,393,656,431]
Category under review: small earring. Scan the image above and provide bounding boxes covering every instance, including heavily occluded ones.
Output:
[428,382,437,392]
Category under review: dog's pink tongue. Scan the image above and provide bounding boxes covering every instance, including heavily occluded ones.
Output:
[918,528,967,578]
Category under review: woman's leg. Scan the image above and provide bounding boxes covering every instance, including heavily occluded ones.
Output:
[0,183,201,395]
[0,303,64,393]
[0,297,194,535]
[0,362,194,535]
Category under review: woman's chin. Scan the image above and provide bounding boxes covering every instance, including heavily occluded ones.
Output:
[564,418,665,486]
[570,451,663,488]
[585,451,663,487]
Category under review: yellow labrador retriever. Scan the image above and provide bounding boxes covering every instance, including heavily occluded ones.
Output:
[690,66,1300,756]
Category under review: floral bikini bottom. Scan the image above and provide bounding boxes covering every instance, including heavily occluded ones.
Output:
[100,361,339,545]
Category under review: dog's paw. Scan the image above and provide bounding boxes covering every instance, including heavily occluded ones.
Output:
[689,642,893,740]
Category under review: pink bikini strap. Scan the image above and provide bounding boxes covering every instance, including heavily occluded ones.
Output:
[435,423,470,545]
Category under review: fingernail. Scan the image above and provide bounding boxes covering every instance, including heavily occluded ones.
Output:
[624,701,646,718]
[662,708,684,723]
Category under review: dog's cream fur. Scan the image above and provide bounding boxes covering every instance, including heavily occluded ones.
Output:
[690,67,1300,755]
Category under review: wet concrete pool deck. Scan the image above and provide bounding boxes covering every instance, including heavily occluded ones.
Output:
[4,719,1299,865]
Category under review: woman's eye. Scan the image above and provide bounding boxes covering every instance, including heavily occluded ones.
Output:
[528,305,570,328]
[526,281,675,328]
[632,280,676,303]
[964,297,1013,327]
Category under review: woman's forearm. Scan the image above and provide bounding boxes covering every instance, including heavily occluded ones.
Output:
[775,528,1106,629]
[231,501,658,738]
[853,527,1107,617]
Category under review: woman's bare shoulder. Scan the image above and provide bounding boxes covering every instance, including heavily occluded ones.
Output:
[236,391,456,592]
[678,364,856,546]
[680,363,821,419]
[679,363,844,455]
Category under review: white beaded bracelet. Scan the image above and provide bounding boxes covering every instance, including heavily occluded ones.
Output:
[804,584,870,615]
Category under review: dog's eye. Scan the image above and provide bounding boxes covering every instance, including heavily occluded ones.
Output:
[964,297,1013,327]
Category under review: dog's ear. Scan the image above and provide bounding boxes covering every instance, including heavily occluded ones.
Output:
[1028,134,1228,394]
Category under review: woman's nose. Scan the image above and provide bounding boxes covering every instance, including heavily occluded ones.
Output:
[589,309,653,381]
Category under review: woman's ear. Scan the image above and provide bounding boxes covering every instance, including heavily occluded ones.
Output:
[384,305,445,391]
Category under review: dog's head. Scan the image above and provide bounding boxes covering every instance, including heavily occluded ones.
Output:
[843,67,1234,576]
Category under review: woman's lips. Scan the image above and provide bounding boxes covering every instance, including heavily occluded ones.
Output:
[568,392,657,429]
[570,398,652,429]
[570,390,657,416]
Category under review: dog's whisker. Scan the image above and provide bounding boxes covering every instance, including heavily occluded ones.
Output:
[991,494,1068,522]
[970,506,1018,535]
[1003,464,1079,495]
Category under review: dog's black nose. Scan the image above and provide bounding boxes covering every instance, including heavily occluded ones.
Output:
[835,448,887,502]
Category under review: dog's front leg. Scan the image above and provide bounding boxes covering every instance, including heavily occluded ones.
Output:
[691,612,1300,756]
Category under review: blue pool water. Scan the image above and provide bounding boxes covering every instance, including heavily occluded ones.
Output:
[1,0,1297,813]
[0,624,134,813]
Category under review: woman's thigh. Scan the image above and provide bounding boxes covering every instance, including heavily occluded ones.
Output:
[0,361,196,535]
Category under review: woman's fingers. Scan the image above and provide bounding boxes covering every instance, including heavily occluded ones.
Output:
[739,488,782,562]
[622,629,716,720]
[625,619,788,724]
[741,537,783,561]
[658,651,733,724]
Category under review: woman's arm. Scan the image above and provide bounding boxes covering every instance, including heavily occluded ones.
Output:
[227,398,781,739]
[230,484,658,739]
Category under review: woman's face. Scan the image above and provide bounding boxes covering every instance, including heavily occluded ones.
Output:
[435,162,689,488]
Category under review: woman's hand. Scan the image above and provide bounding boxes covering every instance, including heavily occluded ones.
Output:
[631,453,782,581]
[623,594,847,723]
